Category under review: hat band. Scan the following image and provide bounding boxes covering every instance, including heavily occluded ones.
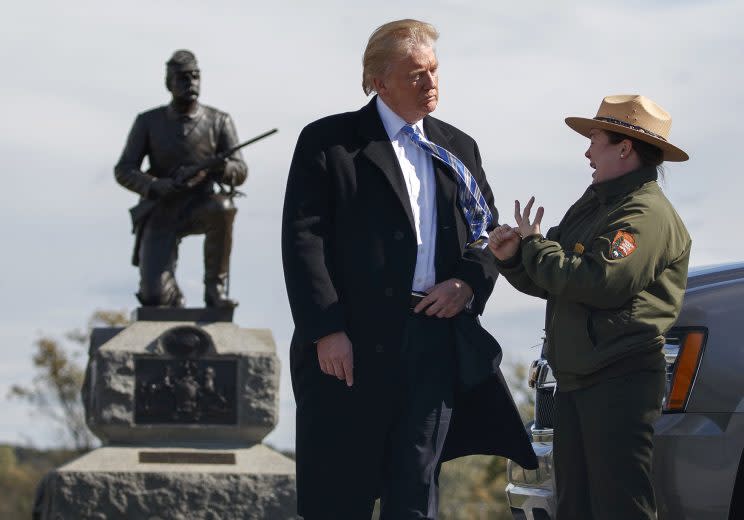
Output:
[594,116,667,142]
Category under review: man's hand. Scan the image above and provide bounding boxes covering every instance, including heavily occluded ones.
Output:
[414,278,473,318]
[148,178,179,199]
[488,224,521,261]
[317,331,354,387]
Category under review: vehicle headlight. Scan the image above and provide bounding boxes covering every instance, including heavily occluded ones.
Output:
[662,328,707,413]
[528,358,555,389]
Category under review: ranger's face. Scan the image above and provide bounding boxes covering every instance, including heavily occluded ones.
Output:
[586,129,625,184]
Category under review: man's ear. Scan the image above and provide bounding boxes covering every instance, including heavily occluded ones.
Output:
[372,76,386,97]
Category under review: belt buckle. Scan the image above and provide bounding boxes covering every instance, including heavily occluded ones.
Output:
[410,291,428,310]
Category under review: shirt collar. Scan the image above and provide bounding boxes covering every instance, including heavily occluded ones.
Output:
[591,165,658,203]
[375,96,426,141]
[167,102,203,121]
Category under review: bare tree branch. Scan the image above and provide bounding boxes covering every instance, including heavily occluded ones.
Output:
[7,309,129,450]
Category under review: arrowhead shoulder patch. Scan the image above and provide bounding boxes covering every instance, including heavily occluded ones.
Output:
[610,230,637,259]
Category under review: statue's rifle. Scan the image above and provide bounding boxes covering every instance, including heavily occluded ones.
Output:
[129,128,278,227]
[175,127,278,193]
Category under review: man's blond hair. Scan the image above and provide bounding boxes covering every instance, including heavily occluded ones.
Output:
[362,19,439,96]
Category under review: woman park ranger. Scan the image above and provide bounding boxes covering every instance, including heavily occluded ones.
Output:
[489,95,691,519]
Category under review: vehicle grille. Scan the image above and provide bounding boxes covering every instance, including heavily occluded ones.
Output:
[509,507,527,520]
[534,386,555,429]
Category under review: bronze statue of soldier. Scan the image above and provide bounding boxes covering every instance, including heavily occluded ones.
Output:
[115,50,247,308]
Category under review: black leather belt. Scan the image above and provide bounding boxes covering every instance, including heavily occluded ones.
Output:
[410,292,427,310]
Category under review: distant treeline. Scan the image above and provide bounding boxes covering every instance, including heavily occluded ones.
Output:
[0,444,83,519]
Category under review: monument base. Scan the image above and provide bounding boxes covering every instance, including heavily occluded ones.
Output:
[37,444,298,519]
[132,306,234,323]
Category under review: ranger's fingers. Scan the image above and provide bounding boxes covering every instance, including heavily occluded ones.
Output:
[535,206,545,225]
[514,200,522,224]
[523,196,535,221]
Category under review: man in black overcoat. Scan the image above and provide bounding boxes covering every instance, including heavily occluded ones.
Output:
[282,20,537,519]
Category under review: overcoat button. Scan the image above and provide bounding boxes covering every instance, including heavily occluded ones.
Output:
[375,344,384,353]
[384,288,393,297]
[393,230,404,240]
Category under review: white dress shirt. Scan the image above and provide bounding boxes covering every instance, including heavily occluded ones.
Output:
[376,97,437,293]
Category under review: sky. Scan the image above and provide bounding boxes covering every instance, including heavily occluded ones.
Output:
[1,0,742,451]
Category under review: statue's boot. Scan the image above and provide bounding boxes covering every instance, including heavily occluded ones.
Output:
[137,266,185,307]
[204,272,237,309]
[203,207,238,309]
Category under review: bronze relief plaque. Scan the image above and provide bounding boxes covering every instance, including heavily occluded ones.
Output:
[134,358,237,424]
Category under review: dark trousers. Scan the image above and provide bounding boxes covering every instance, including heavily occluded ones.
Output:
[553,369,665,520]
[137,194,236,306]
[296,313,455,520]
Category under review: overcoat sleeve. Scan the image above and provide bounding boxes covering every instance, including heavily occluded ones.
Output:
[451,140,501,314]
[281,126,345,344]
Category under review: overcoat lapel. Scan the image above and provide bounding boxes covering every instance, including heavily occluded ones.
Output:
[358,98,415,234]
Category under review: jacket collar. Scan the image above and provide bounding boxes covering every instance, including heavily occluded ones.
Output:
[375,96,426,141]
[166,102,203,121]
[358,95,453,145]
[423,114,453,149]
[591,165,658,204]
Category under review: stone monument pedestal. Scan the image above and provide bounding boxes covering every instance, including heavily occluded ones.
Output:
[36,309,298,520]
[43,445,295,519]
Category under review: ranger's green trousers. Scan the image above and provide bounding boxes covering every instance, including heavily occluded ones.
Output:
[554,369,665,520]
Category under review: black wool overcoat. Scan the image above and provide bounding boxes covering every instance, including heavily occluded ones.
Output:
[282,97,537,512]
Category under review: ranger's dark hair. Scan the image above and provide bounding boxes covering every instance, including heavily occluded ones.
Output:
[605,130,664,168]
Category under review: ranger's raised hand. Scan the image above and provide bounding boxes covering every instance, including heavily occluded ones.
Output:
[515,196,544,239]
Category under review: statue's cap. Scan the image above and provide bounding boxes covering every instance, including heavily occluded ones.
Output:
[166,50,199,71]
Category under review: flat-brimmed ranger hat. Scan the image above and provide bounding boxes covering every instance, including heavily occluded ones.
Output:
[565,94,688,162]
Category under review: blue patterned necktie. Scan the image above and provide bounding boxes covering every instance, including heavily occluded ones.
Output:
[401,125,492,248]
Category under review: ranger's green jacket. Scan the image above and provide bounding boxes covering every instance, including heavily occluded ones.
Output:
[497,166,691,390]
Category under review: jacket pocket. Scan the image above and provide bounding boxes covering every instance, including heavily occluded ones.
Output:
[550,301,594,374]
[588,305,632,349]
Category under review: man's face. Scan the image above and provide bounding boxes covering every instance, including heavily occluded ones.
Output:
[375,45,438,123]
[167,68,201,104]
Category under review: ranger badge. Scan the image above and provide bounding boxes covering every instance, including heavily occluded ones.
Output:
[610,230,637,259]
